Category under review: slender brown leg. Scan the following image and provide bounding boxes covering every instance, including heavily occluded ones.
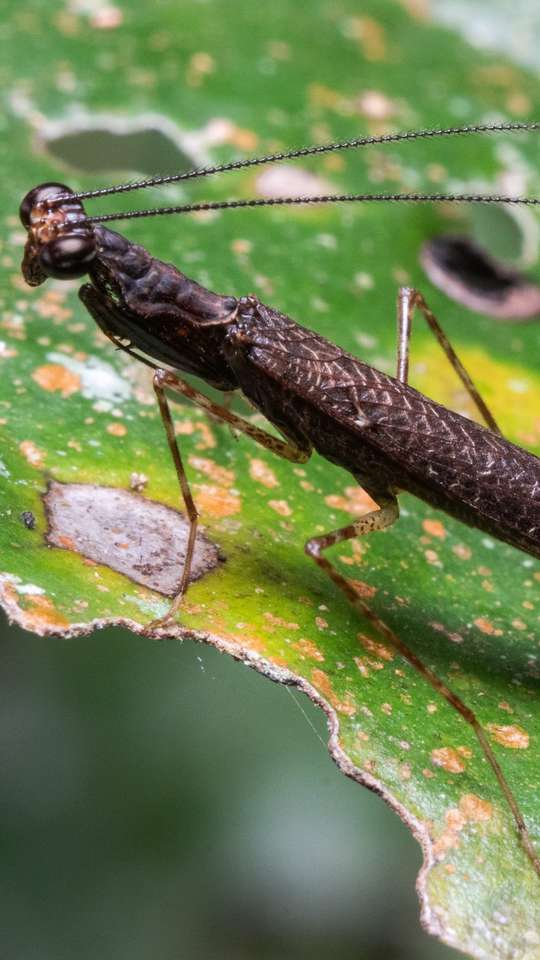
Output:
[83,284,538,872]
[305,489,540,879]
[397,286,502,435]
[153,369,311,463]
[77,290,310,626]
[150,368,311,627]
[152,371,200,624]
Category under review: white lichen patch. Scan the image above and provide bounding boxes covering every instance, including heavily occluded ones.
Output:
[1,573,45,595]
[0,340,17,358]
[123,594,169,618]
[431,0,540,73]
[255,164,334,200]
[46,352,131,410]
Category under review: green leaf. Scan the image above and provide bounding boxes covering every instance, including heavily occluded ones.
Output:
[2,2,540,955]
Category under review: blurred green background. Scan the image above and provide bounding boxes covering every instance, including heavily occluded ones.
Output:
[2,0,540,957]
[1,621,456,960]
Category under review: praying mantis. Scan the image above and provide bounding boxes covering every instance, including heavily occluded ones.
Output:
[19,120,540,875]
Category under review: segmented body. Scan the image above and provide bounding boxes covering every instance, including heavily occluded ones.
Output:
[235,300,540,552]
[86,225,540,559]
[19,157,540,879]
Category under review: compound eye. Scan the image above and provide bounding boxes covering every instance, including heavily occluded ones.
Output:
[19,182,73,228]
[39,233,96,279]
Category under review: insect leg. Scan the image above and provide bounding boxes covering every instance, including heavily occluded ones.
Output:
[79,284,311,624]
[153,370,311,463]
[150,369,311,626]
[397,286,501,434]
[305,489,540,878]
[152,372,200,623]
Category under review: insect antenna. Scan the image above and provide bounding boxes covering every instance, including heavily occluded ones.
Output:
[48,120,540,205]
[79,190,540,226]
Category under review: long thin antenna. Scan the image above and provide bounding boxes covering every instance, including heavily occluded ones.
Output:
[49,121,540,205]
[81,190,540,225]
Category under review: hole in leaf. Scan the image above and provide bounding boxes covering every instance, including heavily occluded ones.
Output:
[469,204,539,268]
[40,115,197,177]
[420,234,540,321]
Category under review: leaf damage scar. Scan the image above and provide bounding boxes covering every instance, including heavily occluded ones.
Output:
[43,480,223,595]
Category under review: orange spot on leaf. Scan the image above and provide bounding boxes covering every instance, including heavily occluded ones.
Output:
[358,632,394,661]
[268,499,292,517]
[19,440,46,468]
[189,455,234,487]
[325,486,378,516]
[195,483,241,518]
[459,793,493,822]
[346,16,388,61]
[20,594,70,632]
[32,363,81,397]
[106,422,127,437]
[263,611,300,632]
[452,543,472,560]
[350,579,377,599]
[422,519,446,539]
[473,617,503,636]
[311,668,356,716]
[433,792,493,861]
[353,656,371,678]
[487,724,529,749]
[431,747,468,774]
[292,638,325,662]
[175,419,216,450]
[249,458,279,489]
[56,534,76,550]
[498,701,514,714]
[432,827,461,859]
[397,0,429,19]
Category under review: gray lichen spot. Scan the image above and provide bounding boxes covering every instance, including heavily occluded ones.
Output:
[44,481,222,595]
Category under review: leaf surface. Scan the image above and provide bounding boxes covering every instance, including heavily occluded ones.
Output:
[2,2,540,955]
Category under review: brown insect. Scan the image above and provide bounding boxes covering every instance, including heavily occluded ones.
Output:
[19,120,540,876]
